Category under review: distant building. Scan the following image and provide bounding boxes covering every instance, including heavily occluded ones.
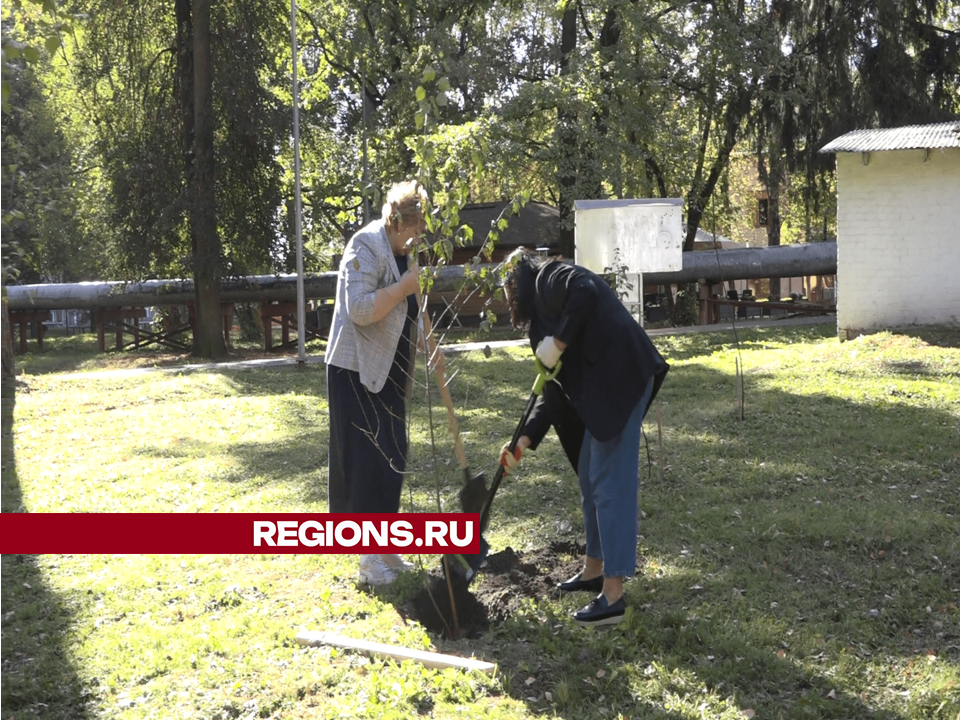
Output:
[425,201,559,327]
[438,200,560,264]
[820,122,960,339]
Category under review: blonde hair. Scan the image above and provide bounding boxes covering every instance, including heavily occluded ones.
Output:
[382,180,427,230]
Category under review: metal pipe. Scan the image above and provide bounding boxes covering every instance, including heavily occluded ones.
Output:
[641,242,836,285]
[6,267,466,311]
[6,243,837,311]
[6,274,339,311]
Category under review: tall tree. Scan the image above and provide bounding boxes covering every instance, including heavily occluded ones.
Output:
[751,0,959,250]
[556,1,578,258]
[18,1,289,356]
[190,0,223,356]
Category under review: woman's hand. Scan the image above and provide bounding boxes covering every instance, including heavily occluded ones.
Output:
[398,260,421,299]
[499,436,531,475]
[535,336,565,369]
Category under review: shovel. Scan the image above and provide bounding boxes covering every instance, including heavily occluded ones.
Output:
[449,358,562,583]
[421,313,488,513]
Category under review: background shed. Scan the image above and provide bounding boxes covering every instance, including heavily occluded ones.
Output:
[426,200,559,327]
[820,122,960,339]
[442,200,560,264]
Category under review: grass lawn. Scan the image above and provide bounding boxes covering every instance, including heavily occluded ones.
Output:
[2,321,958,719]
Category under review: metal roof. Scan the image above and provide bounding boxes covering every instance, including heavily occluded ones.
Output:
[819,122,960,153]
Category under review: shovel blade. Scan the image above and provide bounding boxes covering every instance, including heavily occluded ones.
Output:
[446,537,490,584]
[458,471,488,514]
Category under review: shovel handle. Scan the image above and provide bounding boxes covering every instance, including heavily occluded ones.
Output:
[422,313,469,471]
[479,390,538,534]
[480,355,561,532]
[532,358,561,394]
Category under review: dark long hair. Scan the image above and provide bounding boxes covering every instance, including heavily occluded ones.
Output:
[502,248,545,328]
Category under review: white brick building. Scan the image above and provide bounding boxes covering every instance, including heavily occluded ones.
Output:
[820,122,960,339]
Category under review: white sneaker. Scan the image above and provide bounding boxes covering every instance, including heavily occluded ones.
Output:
[359,554,397,586]
[380,554,415,572]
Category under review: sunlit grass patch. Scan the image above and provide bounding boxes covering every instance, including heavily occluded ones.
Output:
[3,322,959,719]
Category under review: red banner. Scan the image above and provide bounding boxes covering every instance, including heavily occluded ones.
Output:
[0,513,482,554]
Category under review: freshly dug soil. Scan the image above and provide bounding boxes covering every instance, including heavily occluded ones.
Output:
[408,539,587,638]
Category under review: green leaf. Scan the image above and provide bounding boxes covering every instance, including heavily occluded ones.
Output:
[23,46,40,64]
[437,77,450,92]
[45,36,61,54]
[422,66,436,83]
[415,86,426,102]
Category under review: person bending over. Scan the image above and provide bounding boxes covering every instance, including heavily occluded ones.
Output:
[499,249,669,626]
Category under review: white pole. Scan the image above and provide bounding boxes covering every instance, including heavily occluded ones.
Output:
[638,271,644,328]
[291,0,306,367]
[361,61,370,224]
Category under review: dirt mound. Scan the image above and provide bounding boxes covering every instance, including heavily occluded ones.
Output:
[408,540,585,638]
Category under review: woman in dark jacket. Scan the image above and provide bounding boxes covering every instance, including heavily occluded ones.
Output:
[499,249,669,626]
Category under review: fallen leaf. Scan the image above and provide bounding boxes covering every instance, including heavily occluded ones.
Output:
[596,669,606,678]
[743,710,756,719]
[525,676,536,686]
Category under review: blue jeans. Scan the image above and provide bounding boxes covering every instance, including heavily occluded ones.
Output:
[577,376,655,577]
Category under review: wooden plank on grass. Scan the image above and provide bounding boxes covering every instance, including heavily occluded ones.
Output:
[295,631,496,674]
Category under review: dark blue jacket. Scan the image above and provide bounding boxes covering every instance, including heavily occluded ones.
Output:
[522,261,669,446]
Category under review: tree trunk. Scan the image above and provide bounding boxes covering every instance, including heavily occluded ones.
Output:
[191,0,224,358]
[556,4,578,260]
[672,85,752,325]
[0,286,17,442]
[176,0,194,181]
[758,127,784,300]
[766,184,782,299]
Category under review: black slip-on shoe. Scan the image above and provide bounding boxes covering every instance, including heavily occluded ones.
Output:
[574,595,626,627]
[557,571,604,593]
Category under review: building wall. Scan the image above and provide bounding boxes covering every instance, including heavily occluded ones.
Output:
[836,147,960,338]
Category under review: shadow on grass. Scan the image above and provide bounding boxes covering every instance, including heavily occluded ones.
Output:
[2,377,92,719]
[893,325,960,349]
[12,330,323,377]
[477,359,956,719]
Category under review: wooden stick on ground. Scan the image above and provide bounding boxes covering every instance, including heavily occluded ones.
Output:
[295,631,496,674]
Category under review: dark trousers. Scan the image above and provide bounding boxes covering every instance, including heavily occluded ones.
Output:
[326,365,407,513]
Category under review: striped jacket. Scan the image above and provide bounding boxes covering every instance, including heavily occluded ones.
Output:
[325,220,414,394]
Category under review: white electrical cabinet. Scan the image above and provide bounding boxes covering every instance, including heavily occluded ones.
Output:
[574,198,684,324]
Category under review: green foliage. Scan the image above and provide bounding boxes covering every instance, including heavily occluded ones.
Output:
[1,2,103,283]
[603,247,634,302]
[57,1,289,281]
[3,0,958,286]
